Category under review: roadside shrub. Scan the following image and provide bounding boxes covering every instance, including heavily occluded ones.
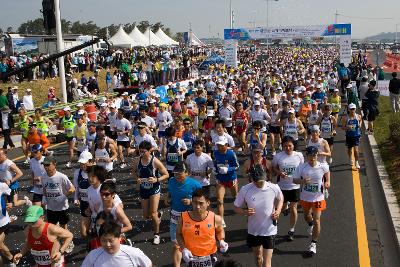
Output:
[389,114,400,144]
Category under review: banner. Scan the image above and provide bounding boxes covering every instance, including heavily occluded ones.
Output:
[377,80,390,97]
[224,24,351,40]
[339,35,352,66]
[224,40,238,68]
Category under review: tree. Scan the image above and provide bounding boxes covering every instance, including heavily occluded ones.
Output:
[175,32,184,43]
[163,27,172,37]
[137,21,150,33]
[18,19,46,35]
[123,22,136,34]
[0,28,3,35]
[151,22,164,32]
[6,27,13,33]
[61,19,72,34]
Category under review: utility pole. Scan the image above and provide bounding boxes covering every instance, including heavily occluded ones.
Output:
[334,10,339,46]
[229,0,233,29]
[54,0,67,103]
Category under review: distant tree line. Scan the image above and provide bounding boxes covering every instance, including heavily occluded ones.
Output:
[1,18,174,39]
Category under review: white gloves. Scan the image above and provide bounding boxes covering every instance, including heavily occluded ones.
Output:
[182,248,193,263]
[219,240,229,253]
[218,166,228,174]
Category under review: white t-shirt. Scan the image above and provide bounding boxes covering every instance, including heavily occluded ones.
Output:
[250,109,271,131]
[0,183,11,227]
[81,245,152,267]
[293,162,329,202]
[115,118,132,142]
[42,171,73,211]
[140,116,156,129]
[211,132,235,150]
[0,159,14,182]
[234,182,282,236]
[218,107,234,128]
[156,111,173,131]
[134,134,157,148]
[185,153,214,186]
[29,156,46,195]
[272,151,304,190]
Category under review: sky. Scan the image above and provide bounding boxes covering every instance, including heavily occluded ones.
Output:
[0,0,399,39]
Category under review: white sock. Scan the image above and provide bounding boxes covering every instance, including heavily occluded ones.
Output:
[289,227,295,232]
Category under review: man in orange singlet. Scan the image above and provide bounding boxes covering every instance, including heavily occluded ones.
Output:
[177,188,228,266]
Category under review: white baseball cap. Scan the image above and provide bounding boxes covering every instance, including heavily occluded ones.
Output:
[78,109,85,115]
[334,88,339,92]
[63,106,71,111]
[215,137,228,146]
[348,103,357,109]
[122,92,129,96]
[254,100,261,106]
[101,103,108,107]
[76,103,83,107]
[271,99,279,105]
[207,110,215,117]
[288,108,295,114]
[78,151,93,164]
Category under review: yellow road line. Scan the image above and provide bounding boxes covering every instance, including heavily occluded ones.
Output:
[11,142,67,161]
[352,166,371,267]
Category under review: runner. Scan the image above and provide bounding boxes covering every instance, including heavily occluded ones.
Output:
[133,122,158,154]
[29,144,47,206]
[162,126,187,178]
[185,139,214,196]
[0,148,31,209]
[0,181,14,265]
[293,146,330,256]
[33,108,53,137]
[268,99,281,155]
[219,98,234,134]
[115,108,132,169]
[60,106,76,168]
[94,136,117,174]
[182,118,198,158]
[328,88,341,121]
[176,188,228,265]
[156,103,173,145]
[81,221,152,267]
[281,108,305,151]
[27,123,51,156]
[17,107,33,164]
[132,140,169,245]
[234,164,283,267]
[341,103,362,169]
[317,105,337,164]
[232,101,248,153]
[166,162,202,267]
[72,114,87,157]
[243,145,272,182]
[73,151,94,238]
[13,206,74,267]
[272,136,304,241]
[214,137,239,228]
[247,121,268,156]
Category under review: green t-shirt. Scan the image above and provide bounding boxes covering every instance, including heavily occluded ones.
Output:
[0,96,9,109]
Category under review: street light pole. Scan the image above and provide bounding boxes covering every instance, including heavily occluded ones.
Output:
[396,23,400,45]
[265,0,278,50]
[54,0,67,103]
[229,0,233,29]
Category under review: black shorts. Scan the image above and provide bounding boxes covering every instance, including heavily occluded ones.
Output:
[117,140,130,148]
[346,136,360,148]
[46,209,70,225]
[32,193,43,203]
[65,136,74,142]
[247,234,275,249]
[7,188,19,203]
[367,111,377,121]
[282,189,300,203]
[80,201,90,217]
[324,137,334,146]
[0,223,9,235]
[107,131,118,140]
[269,126,281,134]
[139,184,161,199]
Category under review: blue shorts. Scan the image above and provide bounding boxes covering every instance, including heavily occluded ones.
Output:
[158,131,166,138]
[139,184,161,199]
[170,221,177,242]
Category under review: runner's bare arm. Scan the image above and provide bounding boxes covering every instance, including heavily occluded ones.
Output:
[48,224,73,254]
[10,163,23,183]
[154,158,169,182]
[297,120,305,134]
[176,216,186,248]
[214,214,225,241]
[115,206,133,233]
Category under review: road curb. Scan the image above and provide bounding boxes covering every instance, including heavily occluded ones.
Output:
[361,116,400,252]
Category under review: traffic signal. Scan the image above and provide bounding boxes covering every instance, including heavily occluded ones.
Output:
[42,0,56,31]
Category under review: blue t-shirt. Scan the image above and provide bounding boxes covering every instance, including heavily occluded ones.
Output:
[168,177,202,212]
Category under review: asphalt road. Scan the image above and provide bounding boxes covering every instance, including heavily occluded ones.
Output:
[3,124,399,266]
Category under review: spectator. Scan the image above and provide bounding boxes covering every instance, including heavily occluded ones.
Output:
[23,88,34,111]
[0,89,9,109]
[0,105,15,149]
[389,72,400,113]
[365,80,380,135]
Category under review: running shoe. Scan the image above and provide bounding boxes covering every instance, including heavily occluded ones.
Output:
[355,161,360,169]
[287,231,295,241]
[65,161,72,168]
[307,225,314,236]
[126,238,133,246]
[272,151,276,156]
[65,241,74,254]
[24,196,32,207]
[153,234,160,245]
[23,159,29,165]
[308,242,317,254]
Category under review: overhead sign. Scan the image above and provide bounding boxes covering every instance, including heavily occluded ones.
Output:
[224,40,238,68]
[224,24,351,40]
[339,35,352,66]
[370,49,387,66]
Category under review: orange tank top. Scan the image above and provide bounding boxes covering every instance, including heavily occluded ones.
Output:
[181,211,217,256]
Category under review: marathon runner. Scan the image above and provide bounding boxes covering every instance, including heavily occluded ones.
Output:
[341,103,362,169]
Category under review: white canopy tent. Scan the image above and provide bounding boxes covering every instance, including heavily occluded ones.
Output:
[155,28,179,46]
[109,26,137,48]
[143,28,165,46]
[128,26,149,47]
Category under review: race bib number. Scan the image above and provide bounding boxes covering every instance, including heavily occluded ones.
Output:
[283,166,296,177]
[170,210,182,224]
[191,171,205,178]
[304,184,319,193]
[31,249,51,265]
[45,188,62,199]
[141,178,153,189]
[167,153,179,163]
[79,189,88,201]
[191,255,212,267]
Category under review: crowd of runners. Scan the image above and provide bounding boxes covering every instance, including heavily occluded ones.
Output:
[0,45,370,267]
